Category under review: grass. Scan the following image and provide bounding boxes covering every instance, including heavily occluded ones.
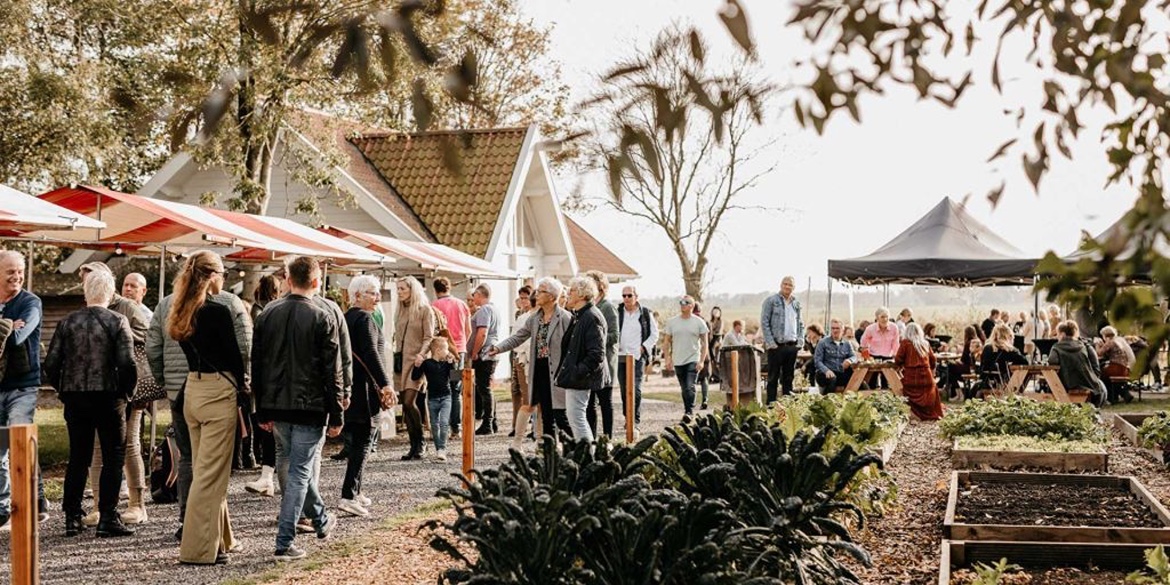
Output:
[34,404,172,472]
[221,499,450,585]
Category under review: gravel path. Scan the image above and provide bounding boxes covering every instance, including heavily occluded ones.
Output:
[0,378,692,585]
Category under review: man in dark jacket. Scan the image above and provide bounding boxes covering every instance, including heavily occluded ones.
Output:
[253,256,344,561]
[556,276,608,443]
[0,250,46,527]
[1048,320,1107,406]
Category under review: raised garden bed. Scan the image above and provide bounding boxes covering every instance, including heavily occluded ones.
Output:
[944,471,1170,544]
[872,421,906,465]
[1112,412,1168,465]
[938,539,1145,584]
[950,436,1108,472]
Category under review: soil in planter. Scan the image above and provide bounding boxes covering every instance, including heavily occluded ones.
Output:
[955,481,1164,527]
[951,567,1130,584]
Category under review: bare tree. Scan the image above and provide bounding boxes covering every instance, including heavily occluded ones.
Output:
[589,27,776,302]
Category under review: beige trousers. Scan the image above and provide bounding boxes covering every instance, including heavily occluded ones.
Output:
[89,406,146,493]
[178,372,237,564]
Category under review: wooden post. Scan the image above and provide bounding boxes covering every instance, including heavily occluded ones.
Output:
[461,368,474,481]
[625,355,635,442]
[10,424,38,585]
[730,350,740,409]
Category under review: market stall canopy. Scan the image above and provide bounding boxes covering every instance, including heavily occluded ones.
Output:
[828,197,1039,286]
[23,185,387,264]
[322,225,517,279]
[1059,211,1169,283]
[0,184,106,234]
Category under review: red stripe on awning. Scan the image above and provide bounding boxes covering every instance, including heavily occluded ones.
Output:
[210,210,349,256]
[99,218,193,243]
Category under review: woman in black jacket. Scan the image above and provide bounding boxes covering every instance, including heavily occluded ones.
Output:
[44,269,137,538]
[338,275,393,518]
[555,276,608,443]
[169,250,248,565]
[980,324,1029,391]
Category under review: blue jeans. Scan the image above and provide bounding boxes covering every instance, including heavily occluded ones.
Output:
[675,362,699,414]
[564,389,594,443]
[0,387,44,515]
[274,422,329,551]
[428,394,451,450]
[618,357,644,424]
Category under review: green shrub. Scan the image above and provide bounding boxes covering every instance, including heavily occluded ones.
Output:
[938,395,1104,443]
[1138,412,1170,451]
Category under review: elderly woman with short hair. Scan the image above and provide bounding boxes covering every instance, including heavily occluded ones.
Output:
[490,277,573,446]
[554,276,608,442]
[338,275,394,517]
[1098,325,1136,403]
[44,269,137,537]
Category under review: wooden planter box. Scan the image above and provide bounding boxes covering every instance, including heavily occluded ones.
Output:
[1112,413,1167,464]
[938,539,1156,584]
[872,422,906,465]
[950,439,1108,472]
[944,471,1170,544]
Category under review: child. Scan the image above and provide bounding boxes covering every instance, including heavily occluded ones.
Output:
[411,332,458,462]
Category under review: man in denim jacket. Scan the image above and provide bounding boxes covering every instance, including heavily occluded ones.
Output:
[759,276,803,402]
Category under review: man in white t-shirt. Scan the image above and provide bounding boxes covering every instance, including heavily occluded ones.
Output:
[662,296,709,416]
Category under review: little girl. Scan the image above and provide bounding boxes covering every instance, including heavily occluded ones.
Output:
[411,332,458,462]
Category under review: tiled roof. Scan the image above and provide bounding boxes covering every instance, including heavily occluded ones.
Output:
[287,111,436,242]
[564,216,639,279]
[350,127,529,258]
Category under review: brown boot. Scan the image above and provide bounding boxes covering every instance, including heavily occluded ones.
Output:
[120,488,148,525]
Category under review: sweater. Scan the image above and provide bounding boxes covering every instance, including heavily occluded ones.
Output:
[0,290,41,390]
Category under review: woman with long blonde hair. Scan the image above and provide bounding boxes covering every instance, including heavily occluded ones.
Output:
[895,323,944,420]
[169,251,249,565]
[393,276,435,460]
[980,323,1028,390]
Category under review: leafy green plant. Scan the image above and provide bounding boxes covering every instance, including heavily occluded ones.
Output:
[939,395,1104,443]
[1127,545,1170,584]
[652,413,882,584]
[967,558,1024,585]
[1138,412,1170,451]
[956,435,1106,454]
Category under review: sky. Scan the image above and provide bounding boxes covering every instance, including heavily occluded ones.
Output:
[520,0,1146,298]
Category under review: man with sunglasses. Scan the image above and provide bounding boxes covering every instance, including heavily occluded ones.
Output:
[662,296,709,417]
[616,286,657,433]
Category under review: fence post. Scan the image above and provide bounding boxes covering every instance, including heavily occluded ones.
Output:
[462,368,474,482]
[10,424,38,585]
[730,351,740,409]
[625,355,635,442]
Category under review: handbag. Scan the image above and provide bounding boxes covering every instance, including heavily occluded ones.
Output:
[131,342,166,408]
[393,351,404,375]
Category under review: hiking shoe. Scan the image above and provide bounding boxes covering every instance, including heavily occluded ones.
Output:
[700,402,709,410]
[245,478,276,497]
[356,494,372,507]
[338,498,369,518]
[274,545,306,562]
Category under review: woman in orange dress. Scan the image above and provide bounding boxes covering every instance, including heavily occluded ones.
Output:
[895,323,944,420]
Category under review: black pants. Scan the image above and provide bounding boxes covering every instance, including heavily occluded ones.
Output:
[531,358,571,438]
[765,344,798,402]
[253,424,275,467]
[473,359,497,425]
[815,370,851,393]
[586,386,614,437]
[62,393,127,517]
[171,392,193,524]
[341,419,376,500]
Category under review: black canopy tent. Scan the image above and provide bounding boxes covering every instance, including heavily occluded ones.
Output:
[826,197,1041,330]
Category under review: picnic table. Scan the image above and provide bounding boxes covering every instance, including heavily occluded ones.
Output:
[844,361,904,396]
[1003,364,1072,402]
[936,352,962,363]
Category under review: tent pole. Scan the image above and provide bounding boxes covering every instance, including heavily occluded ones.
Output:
[826,277,833,331]
[25,241,34,291]
[150,245,167,458]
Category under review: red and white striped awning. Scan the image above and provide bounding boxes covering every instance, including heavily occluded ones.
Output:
[322,226,517,279]
[0,184,106,234]
[23,185,386,265]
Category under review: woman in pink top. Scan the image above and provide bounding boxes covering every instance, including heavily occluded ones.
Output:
[860,307,901,359]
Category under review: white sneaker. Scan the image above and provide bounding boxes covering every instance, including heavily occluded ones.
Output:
[245,478,275,497]
[356,494,372,507]
[82,511,99,527]
[337,498,369,518]
[434,449,447,462]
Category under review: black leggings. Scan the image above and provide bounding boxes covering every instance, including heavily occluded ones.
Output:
[62,394,126,517]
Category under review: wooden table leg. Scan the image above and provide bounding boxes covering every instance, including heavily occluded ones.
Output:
[1004,370,1028,394]
[1041,370,1071,402]
[887,371,904,396]
[845,366,867,392]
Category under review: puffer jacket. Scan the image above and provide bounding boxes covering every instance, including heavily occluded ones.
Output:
[252,294,344,427]
[43,306,136,397]
[147,292,252,400]
[1049,338,1107,400]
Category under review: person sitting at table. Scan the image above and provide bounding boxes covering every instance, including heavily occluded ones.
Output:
[895,308,914,338]
[802,323,824,383]
[840,322,860,353]
[923,323,943,351]
[854,320,870,345]
[1097,326,1136,403]
[895,323,944,420]
[945,326,979,399]
[1127,335,1162,389]
[723,320,750,347]
[860,308,901,388]
[980,324,1029,394]
[1020,311,1047,359]
[814,319,856,393]
[1049,320,1106,406]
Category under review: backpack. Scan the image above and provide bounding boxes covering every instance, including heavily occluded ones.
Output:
[150,425,180,504]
